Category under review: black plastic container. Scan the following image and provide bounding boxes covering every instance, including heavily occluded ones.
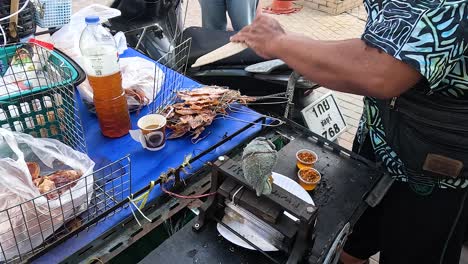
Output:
[0,0,36,43]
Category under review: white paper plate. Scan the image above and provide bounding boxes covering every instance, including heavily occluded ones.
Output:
[217,172,314,251]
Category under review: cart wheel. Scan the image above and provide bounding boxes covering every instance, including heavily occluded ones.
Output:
[323,222,350,264]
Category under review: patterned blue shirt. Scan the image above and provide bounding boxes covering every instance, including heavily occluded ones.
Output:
[357,0,468,189]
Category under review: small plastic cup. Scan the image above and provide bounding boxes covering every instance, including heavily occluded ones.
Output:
[137,114,167,151]
[296,149,318,170]
[297,168,321,191]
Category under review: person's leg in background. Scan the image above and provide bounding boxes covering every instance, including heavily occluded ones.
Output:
[226,0,259,31]
[340,134,380,264]
[199,0,228,30]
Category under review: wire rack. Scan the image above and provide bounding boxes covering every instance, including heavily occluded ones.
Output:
[0,156,131,263]
[0,42,86,153]
[150,37,192,114]
[0,42,134,262]
[110,0,192,115]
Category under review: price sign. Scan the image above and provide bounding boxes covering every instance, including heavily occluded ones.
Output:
[301,92,347,141]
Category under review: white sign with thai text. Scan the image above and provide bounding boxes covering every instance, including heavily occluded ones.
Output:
[301,92,347,141]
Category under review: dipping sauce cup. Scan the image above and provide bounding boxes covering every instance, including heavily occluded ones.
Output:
[298,168,321,191]
[296,149,318,170]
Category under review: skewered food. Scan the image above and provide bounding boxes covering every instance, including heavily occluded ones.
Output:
[163,86,254,140]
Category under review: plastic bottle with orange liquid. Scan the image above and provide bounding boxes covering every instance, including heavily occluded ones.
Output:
[79,16,131,138]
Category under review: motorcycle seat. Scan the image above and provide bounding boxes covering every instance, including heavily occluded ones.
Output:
[183,27,267,67]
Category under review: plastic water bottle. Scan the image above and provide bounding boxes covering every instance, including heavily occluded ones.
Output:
[79,16,130,138]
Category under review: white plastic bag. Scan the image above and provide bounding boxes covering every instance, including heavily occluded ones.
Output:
[50,4,121,60]
[78,56,165,112]
[0,129,94,261]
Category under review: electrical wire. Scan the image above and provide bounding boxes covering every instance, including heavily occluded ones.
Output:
[0,0,31,46]
[161,184,217,199]
[215,114,284,127]
[132,181,156,210]
[0,24,6,46]
[0,0,30,21]
[86,257,104,264]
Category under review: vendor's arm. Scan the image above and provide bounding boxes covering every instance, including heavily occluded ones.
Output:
[231,16,420,99]
[232,9,466,99]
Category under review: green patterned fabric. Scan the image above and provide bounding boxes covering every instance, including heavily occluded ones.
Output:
[357,0,468,189]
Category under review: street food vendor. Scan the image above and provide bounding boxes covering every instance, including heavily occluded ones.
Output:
[231,1,468,264]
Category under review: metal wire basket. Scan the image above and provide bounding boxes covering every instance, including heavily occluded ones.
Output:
[150,37,192,114]
[0,41,136,262]
[0,42,86,153]
[0,155,132,263]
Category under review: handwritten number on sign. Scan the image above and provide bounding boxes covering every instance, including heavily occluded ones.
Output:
[321,123,341,139]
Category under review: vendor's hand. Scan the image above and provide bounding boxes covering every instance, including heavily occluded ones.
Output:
[230,15,286,59]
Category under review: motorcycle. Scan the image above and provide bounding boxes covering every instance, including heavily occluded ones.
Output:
[107,0,319,122]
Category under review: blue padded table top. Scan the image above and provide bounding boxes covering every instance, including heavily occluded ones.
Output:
[34,48,266,263]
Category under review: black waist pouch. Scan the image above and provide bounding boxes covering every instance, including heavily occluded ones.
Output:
[375,85,468,185]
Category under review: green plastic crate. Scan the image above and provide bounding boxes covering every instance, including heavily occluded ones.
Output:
[0,43,86,151]
[0,46,17,75]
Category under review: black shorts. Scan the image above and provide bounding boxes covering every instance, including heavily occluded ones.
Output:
[344,136,468,264]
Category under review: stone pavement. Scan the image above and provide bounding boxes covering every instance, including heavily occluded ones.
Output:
[72,0,114,9]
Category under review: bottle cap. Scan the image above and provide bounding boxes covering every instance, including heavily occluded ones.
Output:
[85,16,100,24]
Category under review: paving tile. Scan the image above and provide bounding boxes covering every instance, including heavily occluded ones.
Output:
[340,131,356,142]
[347,125,358,135]
[342,112,360,124]
[337,137,353,150]
[338,100,364,113]
[72,0,114,12]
